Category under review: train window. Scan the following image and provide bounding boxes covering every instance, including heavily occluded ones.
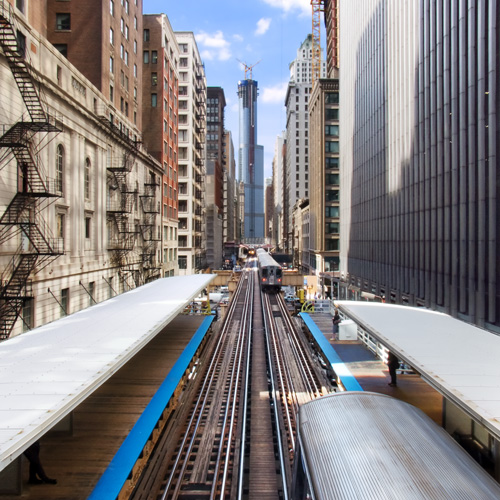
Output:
[261,268,268,278]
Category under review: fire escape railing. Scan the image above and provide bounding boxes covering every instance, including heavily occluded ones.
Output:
[0,1,62,339]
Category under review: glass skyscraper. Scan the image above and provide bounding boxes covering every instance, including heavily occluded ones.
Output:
[238,79,264,242]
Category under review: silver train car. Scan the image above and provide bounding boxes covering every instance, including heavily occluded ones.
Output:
[291,392,500,500]
[256,248,282,292]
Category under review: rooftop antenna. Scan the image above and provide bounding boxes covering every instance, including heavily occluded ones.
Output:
[237,59,261,80]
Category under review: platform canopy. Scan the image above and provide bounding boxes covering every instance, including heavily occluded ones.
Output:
[335,301,500,441]
[0,274,215,471]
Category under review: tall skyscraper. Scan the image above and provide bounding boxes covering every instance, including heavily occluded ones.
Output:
[238,75,264,242]
[142,14,179,278]
[285,35,326,251]
[175,32,207,274]
[205,87,226,269]
[339,0,500,331]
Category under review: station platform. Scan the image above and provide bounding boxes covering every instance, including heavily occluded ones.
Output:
[302,313,443,425]
[0,314,206,500]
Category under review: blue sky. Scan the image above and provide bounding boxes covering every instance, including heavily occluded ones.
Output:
[143,0,315,178]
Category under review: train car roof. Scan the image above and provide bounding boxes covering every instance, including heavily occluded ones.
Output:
[335,301,500,442]
[257,250,281,267]
[298,392,500,500]
[0,274,215,471]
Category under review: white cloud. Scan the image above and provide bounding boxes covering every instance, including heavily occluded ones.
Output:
[261,0,310,16]
[260,81,288,104]
[255,18,271,36]
[195,31,231,61]
[233,34,244,42]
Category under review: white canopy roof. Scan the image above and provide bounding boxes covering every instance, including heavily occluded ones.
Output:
[0,274,215,471]
[335,301,500,441]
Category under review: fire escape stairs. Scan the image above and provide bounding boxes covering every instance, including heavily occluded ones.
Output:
[0,5,62,338]
[139,181,160,273]
[0,253,36,339]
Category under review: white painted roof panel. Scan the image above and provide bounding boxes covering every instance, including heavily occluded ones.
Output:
[335,301,500,440]
[0,274,214,470]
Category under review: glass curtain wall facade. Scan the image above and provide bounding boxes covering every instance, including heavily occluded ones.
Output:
[238,79,264,242]
[339,0,500,330]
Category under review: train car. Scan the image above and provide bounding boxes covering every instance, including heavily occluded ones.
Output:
[291,392,500,500]
[256,248,282,292]
[247,247,256,257]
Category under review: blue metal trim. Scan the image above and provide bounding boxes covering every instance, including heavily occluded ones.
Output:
[88,315,214,500]
[299,313,363,392]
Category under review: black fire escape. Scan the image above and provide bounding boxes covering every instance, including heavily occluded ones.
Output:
[106,143,139,290]
[139,173,160,282]
[0,3,63,339]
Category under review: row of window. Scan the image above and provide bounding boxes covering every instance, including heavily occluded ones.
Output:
[54,212,92,241]
[55,145,92,199]
[143,50,158,64]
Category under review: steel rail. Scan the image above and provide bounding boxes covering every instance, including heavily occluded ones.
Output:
[212,268,253,498]
[261,289,289,500]
[236,267,256,499]
[263,292,296,451]
[276,295,322,398]
[160,272,248,499]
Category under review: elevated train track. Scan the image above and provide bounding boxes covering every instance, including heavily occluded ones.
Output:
[130,260,336,499]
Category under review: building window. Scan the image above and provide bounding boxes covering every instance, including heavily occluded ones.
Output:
[110,56,114,73]
[143,51,149,64]
[178,256,187,269]
[109,84,114,103]
[151,93,157,107]
[109,28,114,45]
[325,141,339,153]
[16,0,25,14]
[120,17,124,34]
[85,216,91,239]
[133,63,137,78]
[325,206,340,218]
[151,50,158,63]
[325,93,339,104]
[54,44,67,57]
[151,72,157,86]
[56,144,64,193]
[22,298,33,332]
[110,0,114,16]
[84,158,91,200]
[56,213,65,240]
[56,13,71,31]
[61,288,69,317]
[143,29,149,42]
[326,108,339,120]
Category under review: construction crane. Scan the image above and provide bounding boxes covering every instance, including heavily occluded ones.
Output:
[311,0,324,85]
[237,59,261,80]
[311,1,340,83]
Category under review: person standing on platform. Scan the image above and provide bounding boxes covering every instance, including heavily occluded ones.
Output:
[332,310,341,341]
[23,441,57,485]
[387,351,400,387]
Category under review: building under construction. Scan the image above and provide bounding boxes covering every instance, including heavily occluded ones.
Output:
[237,62,264,243]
